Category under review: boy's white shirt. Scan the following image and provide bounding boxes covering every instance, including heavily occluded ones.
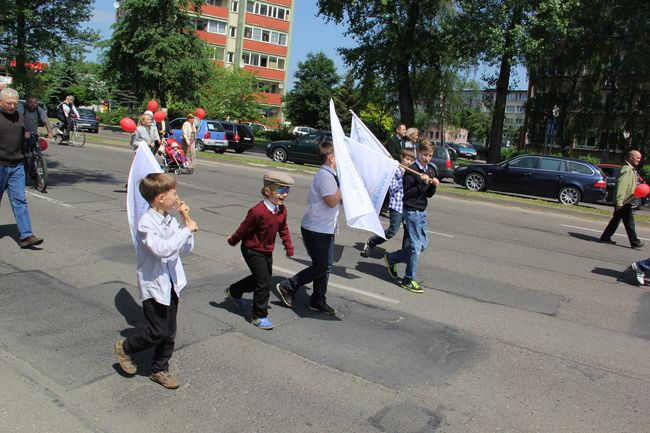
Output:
[136,208,194,306]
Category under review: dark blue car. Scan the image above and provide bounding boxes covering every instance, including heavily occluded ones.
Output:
[453,154,607,205]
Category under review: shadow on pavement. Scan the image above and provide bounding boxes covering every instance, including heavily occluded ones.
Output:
[113,287,155,376]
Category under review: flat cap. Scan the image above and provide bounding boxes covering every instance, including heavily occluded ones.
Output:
[263,171,294,187]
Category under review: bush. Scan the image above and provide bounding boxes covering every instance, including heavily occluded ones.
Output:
[98,106,138,126]
[257,127,294,141]
[640,166,650,180]
[500,147,525,161]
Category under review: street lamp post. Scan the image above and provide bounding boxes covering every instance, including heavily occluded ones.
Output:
[543,105,559,155]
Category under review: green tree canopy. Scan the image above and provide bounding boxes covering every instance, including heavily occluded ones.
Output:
[0,0,98,94]
[284,52,339,130]
[199,65,263,122]
[104,0,212,106]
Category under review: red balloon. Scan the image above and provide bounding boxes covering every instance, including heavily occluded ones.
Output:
[195,108,206,120]
[634,183,650,198]
[119,117,137,133]
[147,99,159,112]
[153,110,166,122]
[38,137,48,152]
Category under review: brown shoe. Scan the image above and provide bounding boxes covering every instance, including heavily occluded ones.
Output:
[275,282,293,308]
[150,370,180,389]
[19,235,44,248]
[114,340,137,375]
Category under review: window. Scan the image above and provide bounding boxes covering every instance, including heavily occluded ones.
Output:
[231,1,238,12]
[510,156,539,169]
[243,25,288,46]
[229,26,236,37]
[246,1,254,12]
[226,51,234,63]
[566,162,593,175]
[195,17,227,34]
[210,46,225,61]
[205,0,225,6]
[505,105,514,113]
[539,158,561,171]
[242,51,286,70]
[515,118,523,125]
[247,1,290,20]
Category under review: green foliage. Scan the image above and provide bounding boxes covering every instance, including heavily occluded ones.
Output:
[0,0,98,94]
[461,105,491,144]
[579,155,601,165]
[199,65,263,122]
[104,0,212,106]
[256,127,294,141]
[640,166,650,181]
[98,106,138,126]
[334,71,360,131]
[43,58,110,110]
[500,147,525,161]
[359,103,393,142]
[284,52,339,130]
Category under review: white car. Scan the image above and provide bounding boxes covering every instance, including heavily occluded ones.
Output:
[291,126,317,136]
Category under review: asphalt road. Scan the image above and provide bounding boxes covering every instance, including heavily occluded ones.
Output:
[1,139,650,432]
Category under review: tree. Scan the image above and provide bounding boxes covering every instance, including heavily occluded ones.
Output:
[334,71,360,131]
[199,65,263,122]
[0,0,98,94]
[284,52,339,130]
[104,0,212,106]
[359,103,393,143]
[317,0,455,126]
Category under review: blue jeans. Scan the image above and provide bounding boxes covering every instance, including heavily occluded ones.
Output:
[635,258,650,273]
[0,164,33,239]
[387,210,428,281]
[368,209,403,248]
[283,227,334,306]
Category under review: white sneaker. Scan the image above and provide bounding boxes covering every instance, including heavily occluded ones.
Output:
[361,238,371,258]
[631,262,645,286]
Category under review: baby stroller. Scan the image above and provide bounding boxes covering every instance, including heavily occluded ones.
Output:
[161,137,194,175]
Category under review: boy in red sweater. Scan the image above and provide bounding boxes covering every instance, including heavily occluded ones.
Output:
[226,171,295,330]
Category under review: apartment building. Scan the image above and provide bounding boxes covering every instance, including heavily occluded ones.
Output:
[462,89,529,145]
[193,0,294,126]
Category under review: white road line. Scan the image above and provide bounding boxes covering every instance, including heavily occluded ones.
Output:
[26,191,74,208]
[271,265,400,304]
[426,230,455,238]
[560,224,650,241]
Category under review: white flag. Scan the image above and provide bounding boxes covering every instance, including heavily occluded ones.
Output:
[330,100,398,238]
[126,142,163,247]
[350,111,391,158]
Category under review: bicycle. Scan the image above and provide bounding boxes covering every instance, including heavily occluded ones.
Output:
[24,136,48,192]
[52,119,86,148]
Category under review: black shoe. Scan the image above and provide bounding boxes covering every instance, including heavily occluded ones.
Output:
[632,241,646,250]
[309,301,336,316]
[275,282,294,308]
[598,238,616,245]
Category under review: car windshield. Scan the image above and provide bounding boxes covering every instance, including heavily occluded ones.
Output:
[77,108,95,117]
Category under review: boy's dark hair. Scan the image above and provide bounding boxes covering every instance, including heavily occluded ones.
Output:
[318,140,334,165]
[400,148,416,159]
[418,139,435,153]
[139,173,177,203]
[395,122,406,131]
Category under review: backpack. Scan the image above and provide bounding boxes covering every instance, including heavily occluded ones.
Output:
[56,103,67,123]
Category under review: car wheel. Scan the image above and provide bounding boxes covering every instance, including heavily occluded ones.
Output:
[195,140,204,152]
[271,147,288,163]
[235,147,245,153]
[558,186,581,205]
[464,172,486,191]
[631,197,641,209]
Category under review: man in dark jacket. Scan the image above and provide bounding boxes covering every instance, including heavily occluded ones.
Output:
[385,122,407,160]
[0,88,44,248]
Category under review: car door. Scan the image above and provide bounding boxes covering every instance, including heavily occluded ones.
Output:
[490,156,540,194]
[291,133,326,163]
[168,118,185,143]
[530,157,566,198]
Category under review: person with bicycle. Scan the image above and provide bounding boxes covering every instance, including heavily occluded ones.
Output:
[0,88,44,248]
[18,95,51,192]
[56,95,79,136]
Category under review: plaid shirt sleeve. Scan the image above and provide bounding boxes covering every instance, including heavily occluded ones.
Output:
[387,170,404,213]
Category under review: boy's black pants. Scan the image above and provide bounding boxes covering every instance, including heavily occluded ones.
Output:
[229,245,273,320]
[123,290,178,373]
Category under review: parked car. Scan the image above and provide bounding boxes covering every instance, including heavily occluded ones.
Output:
[219,121,255,153]
[246,122,269,134]
[450,143,478,159]
[75,108,100,133]
[429,145,459,180]
[266,131,332,164]
[168,118,228,153]
[291,126,317,136]
[597,163,647,209]
[454,154,607,205]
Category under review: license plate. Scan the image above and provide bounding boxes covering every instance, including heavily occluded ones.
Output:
[243,137,251,141]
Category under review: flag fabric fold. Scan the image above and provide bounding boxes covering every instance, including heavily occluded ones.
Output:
[350,110,391,158]
[330,100,398,238]
[126,142,163,247]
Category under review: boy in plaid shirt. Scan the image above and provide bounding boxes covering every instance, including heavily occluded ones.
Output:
[362,148,415,257]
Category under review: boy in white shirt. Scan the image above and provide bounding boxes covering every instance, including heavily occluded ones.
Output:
[115,173,198,389]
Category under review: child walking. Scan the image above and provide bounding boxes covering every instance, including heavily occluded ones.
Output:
[362,148,416,257]
[115,173,198,389]
[226,171,295,330]
[384,140,439,293]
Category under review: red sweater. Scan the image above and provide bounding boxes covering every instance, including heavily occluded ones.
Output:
[228,201,294,256]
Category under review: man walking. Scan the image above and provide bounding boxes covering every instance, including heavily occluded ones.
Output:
[600,150,645,249]
[0,88,44,248]
[386,122,407,160]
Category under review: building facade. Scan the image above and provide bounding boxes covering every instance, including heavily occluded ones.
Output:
[193,0,293,126]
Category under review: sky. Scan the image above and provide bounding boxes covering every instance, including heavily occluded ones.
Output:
[88,0,527,90]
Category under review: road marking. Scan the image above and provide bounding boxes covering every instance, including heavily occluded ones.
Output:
[560,224,650,241]
[268,264,400,304]
[427,230,455,238]
[26,191,74,208]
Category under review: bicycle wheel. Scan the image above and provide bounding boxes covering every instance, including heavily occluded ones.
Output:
[69,129,87,147]
[34,155,48,192]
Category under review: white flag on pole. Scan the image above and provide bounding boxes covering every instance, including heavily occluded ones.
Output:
[330,100,398,238]
[350,110,391,158]
[126,142,163,247]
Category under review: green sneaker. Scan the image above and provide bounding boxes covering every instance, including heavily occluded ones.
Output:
[401,279,424,294]
[384,254,398,278]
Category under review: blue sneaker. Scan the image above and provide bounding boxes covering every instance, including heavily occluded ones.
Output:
[251,317,273,330]
[225,287,247,308]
